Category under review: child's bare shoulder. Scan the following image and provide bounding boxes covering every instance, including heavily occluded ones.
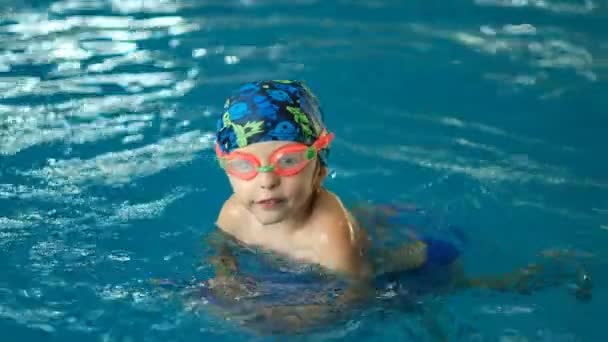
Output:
[216,195,247,235]
[312,189,372,277]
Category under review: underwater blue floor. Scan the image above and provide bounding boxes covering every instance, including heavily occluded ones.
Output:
[1,0,607,341]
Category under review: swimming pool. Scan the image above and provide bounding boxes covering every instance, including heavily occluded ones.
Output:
[1,0,607,340]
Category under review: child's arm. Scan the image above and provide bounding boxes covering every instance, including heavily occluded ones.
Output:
[201,230,261,304]
[239,280,375,334]
[210,197,246,278]
[349,202,434,274]
[372,239,429,274]
[452,249,593,301]
[240,280,449,340]
[205,230,239,277]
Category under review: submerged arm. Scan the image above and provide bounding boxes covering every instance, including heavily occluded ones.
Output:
[452,248,593,301]
[202,230,263,303]
[206,230,239,277]
[240,279,375,334]
[372,240,429,274]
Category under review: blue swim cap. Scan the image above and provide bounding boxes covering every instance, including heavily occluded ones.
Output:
[215,80,330,164]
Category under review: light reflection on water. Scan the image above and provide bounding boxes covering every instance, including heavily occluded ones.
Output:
[1,0,606,341]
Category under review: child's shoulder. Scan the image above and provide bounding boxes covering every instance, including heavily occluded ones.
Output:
[310,189,372,278]
[312,189,354,233]
[215,195,246,235]
[313,189,362,234]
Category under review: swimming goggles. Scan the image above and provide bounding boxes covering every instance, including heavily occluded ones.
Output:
[215,132,334,180]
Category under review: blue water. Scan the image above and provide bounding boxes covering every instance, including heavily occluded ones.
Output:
[1,0,607,340]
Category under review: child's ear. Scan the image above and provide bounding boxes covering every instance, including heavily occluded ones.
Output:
[313,161,328,191]
[319,165,328,180]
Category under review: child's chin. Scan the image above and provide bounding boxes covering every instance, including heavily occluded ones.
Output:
[253,211,287,226]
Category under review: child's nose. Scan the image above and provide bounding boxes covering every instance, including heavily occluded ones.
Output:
[257,171,280,189]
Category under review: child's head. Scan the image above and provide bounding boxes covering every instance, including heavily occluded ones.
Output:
[215,80,333,225]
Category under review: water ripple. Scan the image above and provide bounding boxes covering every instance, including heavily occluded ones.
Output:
[0,4,199,158]
[340,140,607,191]
[24,130,214,186]
[474,0,597,14]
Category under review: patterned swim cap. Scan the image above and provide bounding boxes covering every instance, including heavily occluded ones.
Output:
[215,80,330,164]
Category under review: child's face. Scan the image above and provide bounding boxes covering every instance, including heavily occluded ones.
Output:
[225,140,321,226]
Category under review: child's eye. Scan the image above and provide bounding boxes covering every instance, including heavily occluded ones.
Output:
[226,159,254,173]
[276,154,305,168]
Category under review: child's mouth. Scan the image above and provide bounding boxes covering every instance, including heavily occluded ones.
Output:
[256,198,285,209]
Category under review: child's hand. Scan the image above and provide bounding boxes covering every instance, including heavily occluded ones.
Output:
[538,247,594,301]
[241,304,335,334]
[210,253,238,274]
[208,274,259,301]
[573,267,592,301]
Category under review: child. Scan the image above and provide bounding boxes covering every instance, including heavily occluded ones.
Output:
[213,79,373,280]
[203,80,592,335]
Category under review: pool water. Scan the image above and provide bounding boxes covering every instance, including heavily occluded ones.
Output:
[1,0,607,341]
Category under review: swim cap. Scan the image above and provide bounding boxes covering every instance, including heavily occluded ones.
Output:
[215,80,330,164]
